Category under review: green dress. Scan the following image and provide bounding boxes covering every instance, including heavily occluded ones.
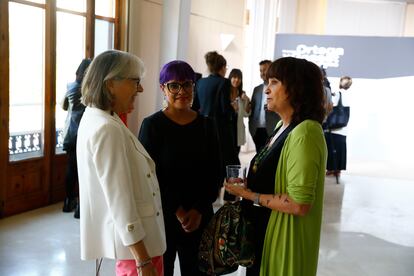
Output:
[260,120,327,276]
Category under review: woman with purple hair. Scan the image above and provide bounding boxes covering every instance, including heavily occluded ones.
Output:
[138,60,222,276]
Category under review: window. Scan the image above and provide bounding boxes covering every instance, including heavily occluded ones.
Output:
[54,0,118,154]
[8,2,45,161]
[5,0,121,160]
[55,2,87,154]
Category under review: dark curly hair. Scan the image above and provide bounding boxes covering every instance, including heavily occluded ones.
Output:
[266,57,325,124]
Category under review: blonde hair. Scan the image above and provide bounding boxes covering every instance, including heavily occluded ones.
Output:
[339,76,352,90]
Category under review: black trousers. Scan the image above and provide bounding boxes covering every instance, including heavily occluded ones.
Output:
[325,132,347,171]
[163,213,212,276]
[244,204,271,276]
[64,148,79,199]
[252,128,269,154]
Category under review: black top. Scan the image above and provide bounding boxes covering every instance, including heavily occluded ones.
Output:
[138,111,222,217]
[63,80,85,151]
[193,74,239,167]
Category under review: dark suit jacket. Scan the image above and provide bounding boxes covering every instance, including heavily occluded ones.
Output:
[248,83,280,136]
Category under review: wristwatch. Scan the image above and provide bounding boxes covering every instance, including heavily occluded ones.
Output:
[253,193,261,207]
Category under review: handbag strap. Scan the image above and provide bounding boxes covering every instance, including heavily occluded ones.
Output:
[337,92,343,107]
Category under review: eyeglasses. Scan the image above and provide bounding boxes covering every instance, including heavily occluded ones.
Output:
[164,81,194,94]
[112,77,141,86]
[127,78,141,86]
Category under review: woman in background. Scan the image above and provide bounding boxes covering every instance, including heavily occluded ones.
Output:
[77,50,166,276]
[325,76,352,177]
[192,51,239,168]
[228,68,251,154]
[139,60,222,276]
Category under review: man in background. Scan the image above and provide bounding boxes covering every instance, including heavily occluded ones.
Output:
[248,60,280,153]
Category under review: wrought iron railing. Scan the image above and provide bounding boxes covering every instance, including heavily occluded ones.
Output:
[8,129,65,161]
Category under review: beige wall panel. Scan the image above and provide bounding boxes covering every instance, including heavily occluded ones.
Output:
[188,4,245,76]
[295,0,327,34]
[191,0,245,26]
[128,0,163,135]
[404,4,414,36]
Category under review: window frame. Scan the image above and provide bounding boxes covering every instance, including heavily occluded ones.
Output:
[0,0,127,217]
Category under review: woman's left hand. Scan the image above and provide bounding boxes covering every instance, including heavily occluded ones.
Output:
[181,209,202,233]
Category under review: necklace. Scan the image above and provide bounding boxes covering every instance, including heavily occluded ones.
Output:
[252,143,271,173]
[252,124,289,173]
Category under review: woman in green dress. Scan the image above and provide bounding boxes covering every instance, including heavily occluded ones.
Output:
[225,57,327,276]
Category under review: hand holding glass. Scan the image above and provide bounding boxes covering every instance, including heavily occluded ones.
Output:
[226,165,246,187]
[226,165,246,201]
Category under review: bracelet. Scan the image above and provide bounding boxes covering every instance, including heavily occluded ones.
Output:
[253,193,261,207]
[136,258,152,269]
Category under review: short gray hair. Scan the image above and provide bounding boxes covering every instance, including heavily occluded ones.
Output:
[81,50,145,110]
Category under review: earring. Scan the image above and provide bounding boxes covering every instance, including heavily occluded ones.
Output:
[162,94,168,109]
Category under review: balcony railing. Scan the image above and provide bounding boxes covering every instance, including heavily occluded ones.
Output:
[8,129,65,161]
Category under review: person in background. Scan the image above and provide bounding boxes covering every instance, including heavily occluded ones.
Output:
[194,72,202,83]
[226,57,327,276]
[321,66,333,115]
[325,76,353,177]
[228,68,251,154]
[192,50,239,168]
[77,50,166,276]
[249,60,280,153]
[61,58,91,219]
[139,60,222,275]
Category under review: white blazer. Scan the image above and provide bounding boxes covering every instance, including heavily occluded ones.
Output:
[77,107,166,260]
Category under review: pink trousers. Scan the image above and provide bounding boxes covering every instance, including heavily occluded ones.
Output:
[115,256,163,276]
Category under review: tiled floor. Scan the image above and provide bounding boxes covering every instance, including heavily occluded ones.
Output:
[1,157,414,275]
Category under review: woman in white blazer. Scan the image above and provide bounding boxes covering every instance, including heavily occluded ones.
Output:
[77,50,166,276]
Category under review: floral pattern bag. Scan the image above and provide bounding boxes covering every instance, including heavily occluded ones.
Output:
[199,201,255,275]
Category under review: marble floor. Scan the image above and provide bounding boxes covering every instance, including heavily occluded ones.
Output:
[1,159,414,275]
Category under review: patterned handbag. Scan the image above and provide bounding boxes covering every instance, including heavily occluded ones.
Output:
[199,201,255,275]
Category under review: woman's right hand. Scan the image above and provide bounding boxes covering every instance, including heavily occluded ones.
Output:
[138,263,158,276]
[224,183,251,198]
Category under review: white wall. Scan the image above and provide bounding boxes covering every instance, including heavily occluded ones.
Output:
[328,76,414,179]
[326,0,406,36]
[128,0,163,135]
[187,0,246,76]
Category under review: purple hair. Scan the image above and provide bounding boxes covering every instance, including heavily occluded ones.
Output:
[159,60,195,84]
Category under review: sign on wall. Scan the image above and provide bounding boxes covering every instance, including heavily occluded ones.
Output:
[274,34,414,79]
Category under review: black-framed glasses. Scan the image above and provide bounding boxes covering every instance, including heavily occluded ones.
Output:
[164,81,194,94]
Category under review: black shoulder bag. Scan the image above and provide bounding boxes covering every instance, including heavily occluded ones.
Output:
[323,92,350,130]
